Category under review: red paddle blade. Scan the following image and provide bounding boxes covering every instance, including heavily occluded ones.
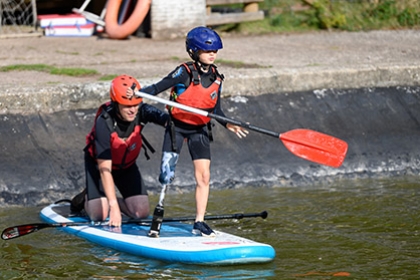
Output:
[1,224,42,240]
[280,129,348,168]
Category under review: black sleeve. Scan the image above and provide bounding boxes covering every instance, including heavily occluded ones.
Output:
[138,103,169,126]
[94,116,112,160]
[212,83,229,128]
[140,65,190,96]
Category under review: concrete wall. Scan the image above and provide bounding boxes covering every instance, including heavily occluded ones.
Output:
[151,0,206,39]
[2,86,420,206]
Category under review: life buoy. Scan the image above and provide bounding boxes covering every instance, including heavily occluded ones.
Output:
[105,0,151,39]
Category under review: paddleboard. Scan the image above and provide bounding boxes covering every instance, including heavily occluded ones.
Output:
[40,203,275,265]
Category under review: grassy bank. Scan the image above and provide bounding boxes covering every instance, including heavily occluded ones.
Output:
[215,0,420,34]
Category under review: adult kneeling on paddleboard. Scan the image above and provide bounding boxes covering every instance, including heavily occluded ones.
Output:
[71,75,168,227]
[139,26,249,238]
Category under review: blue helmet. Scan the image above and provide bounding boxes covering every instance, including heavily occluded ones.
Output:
[186,26,223,61]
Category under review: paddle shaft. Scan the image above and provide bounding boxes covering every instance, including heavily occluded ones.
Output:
[136,92,279,138]
[1,211,267,240]
[135,91,348,168]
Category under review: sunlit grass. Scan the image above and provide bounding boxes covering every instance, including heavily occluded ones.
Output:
[0,64,98,77]
[217,59,266,69]
[99,74,118,81]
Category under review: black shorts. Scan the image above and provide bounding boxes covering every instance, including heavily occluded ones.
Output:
[162,125,211,160]
[84,154,147,201]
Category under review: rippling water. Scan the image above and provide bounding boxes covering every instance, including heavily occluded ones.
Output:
[1,176,419,279]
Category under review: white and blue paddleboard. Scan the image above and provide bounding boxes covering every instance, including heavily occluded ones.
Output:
[40,203,275,265]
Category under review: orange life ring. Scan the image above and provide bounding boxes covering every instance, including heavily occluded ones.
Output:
[105,0,151,39]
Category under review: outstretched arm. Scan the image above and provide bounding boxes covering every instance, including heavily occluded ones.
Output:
[213,89,249,139]
[97,159,122,227]
[141,65,190,96]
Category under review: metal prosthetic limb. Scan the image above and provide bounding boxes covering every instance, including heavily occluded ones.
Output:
[148,152,179,237]
[148,185,167,237]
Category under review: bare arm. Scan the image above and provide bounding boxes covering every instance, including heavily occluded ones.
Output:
[97,159,122,227]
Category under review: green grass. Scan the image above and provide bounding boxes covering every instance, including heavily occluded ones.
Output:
[99,74,119,81]
[0,64,98,77]
[214,0,420,34]
[217,59,266,69]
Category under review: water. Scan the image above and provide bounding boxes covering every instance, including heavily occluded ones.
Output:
[1,177,419,279]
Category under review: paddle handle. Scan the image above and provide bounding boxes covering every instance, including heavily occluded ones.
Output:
[136,92,280,138]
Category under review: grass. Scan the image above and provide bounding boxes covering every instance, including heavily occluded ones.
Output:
[0,64,98,77]
[217,59,266,69]
[213,0,420,34]
[0,64,121,80]
[99,74,119,81]
[3,2,418,76]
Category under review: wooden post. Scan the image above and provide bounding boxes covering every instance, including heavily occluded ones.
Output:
[244,2,259,13]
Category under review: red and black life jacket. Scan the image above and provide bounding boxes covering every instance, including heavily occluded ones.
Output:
[168,62,223,126]
[85,102,153,170]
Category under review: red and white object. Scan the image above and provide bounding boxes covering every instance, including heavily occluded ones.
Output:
[37,14,88,28]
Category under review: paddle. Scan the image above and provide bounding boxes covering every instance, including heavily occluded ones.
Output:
[1,211,267,240]
[136,91,347,238]
[135,91,348,168]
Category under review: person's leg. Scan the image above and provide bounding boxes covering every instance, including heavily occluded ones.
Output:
[70,188,86,213]
[159,127,183,186]
[123,195,150,218]
[148,127,184,237]
[159,151,179,186]
[192,159,211,222]
[85,197,108,221]
[188,128,215,237]
[115,164,150,219]
[84,154,109,221]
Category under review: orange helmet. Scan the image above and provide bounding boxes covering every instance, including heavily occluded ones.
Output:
[110,74,142,106]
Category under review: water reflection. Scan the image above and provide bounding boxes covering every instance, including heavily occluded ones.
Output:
[1,176,419,279]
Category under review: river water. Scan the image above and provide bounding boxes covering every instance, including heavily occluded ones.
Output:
[1,176,419,279]
[1,86,420,278]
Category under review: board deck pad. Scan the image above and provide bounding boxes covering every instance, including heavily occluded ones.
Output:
[40,203,275,265]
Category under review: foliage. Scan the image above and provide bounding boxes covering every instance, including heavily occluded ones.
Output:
[215,0,420,34]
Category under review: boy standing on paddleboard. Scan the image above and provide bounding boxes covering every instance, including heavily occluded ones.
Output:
[71,75,168,227]
[139,26,248,237]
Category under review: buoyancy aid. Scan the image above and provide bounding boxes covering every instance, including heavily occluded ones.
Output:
[85,102,144,170]
[168,62,223,126]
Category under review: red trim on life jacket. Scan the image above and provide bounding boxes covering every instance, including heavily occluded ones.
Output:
[169,63,222,126]
[85,102,143,170]
[109,125,142,169]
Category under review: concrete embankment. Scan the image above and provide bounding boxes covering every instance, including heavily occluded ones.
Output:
[1,86,420,207]
[1,30,420,206]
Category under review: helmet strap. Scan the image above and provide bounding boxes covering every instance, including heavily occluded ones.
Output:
[196,60,210,72]
[110,101,121,116]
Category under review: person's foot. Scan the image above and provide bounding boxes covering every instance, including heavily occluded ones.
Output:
[192,221,216,237]
[70,189,86,213]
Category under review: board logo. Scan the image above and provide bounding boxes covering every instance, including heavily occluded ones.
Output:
[202,241,241,245]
